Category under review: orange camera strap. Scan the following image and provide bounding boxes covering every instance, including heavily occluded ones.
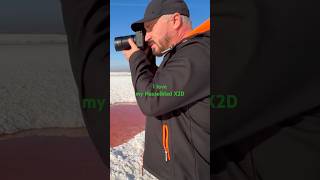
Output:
[186,18,210,38]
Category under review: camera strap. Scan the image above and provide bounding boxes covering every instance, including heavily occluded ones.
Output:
[160,46,174,55]
[186,18,210,38]
[161,18,210,56]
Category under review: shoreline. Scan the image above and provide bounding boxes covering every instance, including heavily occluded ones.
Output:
[0,127,88,141]
[0,102,141,139]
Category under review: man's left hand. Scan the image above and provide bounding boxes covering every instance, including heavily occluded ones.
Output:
[122,38,140,61]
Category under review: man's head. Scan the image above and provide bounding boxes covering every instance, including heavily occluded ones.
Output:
[131,0,192,56]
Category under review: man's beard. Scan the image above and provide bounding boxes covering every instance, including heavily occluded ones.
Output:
[150,34,171,57]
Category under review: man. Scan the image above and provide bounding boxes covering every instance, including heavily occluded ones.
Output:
[213,0,320,179]
[122,0,210,179]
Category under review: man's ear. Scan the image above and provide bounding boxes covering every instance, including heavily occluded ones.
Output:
[172,13,182,30]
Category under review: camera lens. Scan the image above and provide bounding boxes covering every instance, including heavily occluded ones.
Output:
[114,35,135,51]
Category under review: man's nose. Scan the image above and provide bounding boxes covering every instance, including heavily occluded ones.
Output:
[145,32,151,42]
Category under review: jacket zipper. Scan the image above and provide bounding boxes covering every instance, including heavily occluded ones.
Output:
[162,121,171,162]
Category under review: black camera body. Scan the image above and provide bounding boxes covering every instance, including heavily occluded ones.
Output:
[114,30,145,51]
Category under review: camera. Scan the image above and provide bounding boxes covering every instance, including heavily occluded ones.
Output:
[114,30,146,51]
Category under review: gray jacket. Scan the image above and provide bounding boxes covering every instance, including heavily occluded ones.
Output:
[129,32,210,180]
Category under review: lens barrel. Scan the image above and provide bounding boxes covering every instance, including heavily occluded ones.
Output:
[114,35,135,51]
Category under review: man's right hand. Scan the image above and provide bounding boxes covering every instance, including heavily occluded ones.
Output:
[144,45,156,65]
[122,38,140,61]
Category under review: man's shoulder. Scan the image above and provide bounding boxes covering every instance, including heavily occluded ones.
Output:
[176,32,210,53]
[170,32,210,60]
[182,31,210,46]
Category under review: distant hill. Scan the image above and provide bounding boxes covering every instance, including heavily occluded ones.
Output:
[0,0,65,34]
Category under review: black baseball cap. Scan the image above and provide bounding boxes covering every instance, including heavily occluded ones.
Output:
[131,0,190,32]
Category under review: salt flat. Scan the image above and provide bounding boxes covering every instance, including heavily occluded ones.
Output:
[110,72,137,105]
[110,73,158,179]
[0,38,83,134]
[0,34,156,179]
[111,131,158,180]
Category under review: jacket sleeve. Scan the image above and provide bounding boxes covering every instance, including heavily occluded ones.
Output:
[60,0,108,167]
[129,41,210,117]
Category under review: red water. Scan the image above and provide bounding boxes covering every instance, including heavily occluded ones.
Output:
[0,104,146,180]
[110,104,145,147]
[0,136,108,180]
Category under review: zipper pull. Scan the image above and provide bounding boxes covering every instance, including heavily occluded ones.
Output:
[165,150,168,162]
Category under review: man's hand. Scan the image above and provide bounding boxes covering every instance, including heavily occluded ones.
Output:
[122,38,140,61]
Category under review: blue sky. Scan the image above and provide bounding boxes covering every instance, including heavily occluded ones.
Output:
[110,0,210,71]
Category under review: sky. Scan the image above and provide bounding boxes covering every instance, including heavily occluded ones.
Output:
[110,0,210,71]
[0,0,210,71]
[0,0,65,34]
